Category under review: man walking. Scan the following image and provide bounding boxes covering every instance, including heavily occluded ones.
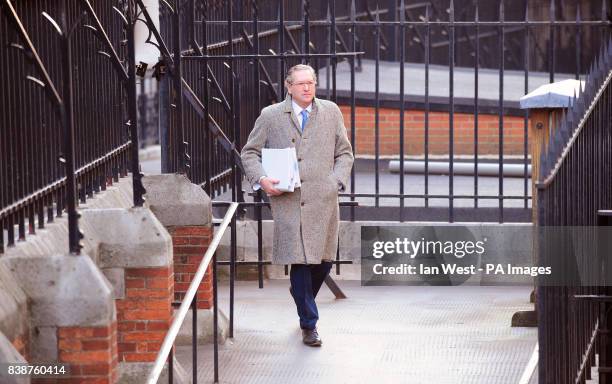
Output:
[241,64,354,346]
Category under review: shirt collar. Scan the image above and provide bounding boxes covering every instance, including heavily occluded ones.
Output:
[292,99,312,116]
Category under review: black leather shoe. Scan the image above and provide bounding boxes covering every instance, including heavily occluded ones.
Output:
[302,328,322,346]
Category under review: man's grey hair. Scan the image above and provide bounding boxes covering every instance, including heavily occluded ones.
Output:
[285,64,317,86]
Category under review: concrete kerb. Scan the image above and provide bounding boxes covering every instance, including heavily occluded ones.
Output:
[0,254,114,328]
[80,208,172,270]
[142,174,227,347]
[0,253,115,362]
[142,174,212,227]
[118,359,188,384]
[175,306,230,345]
[0,262,28,346]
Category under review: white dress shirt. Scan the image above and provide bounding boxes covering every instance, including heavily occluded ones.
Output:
[292,100,313,129]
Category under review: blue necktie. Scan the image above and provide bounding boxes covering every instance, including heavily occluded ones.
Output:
[300,109,309,132]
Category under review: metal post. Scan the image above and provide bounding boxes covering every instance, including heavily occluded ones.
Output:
[192,291,197,384]
[128,0,145,206]
[278,0,285,102]
[448,0,455,223]
[398,0,405,222]
[252,0,264,289]
[549,0,555,83]
[498,1,505,223]
[374,7,380,208]
[172,0,185,175]
[202,1,211,195]
[213,252,219,383]
[523,3,530,210]
[349,0,356,222]
[473,4,479,209]
[230,208,236,338]
[60,0,81,255]
[425,5,431,209]
[168,346,174,384]
[160,63,170,173]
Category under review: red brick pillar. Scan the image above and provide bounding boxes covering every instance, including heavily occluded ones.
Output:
[167,226,213,309]
[11,332,29,361]
[115,266,173,362]
[55,322,118,384]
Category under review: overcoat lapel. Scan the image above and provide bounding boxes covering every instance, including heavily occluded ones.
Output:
[302,98,320,134]
[283,95,302,136]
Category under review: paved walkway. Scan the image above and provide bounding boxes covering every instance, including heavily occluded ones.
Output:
[176,279,537,384]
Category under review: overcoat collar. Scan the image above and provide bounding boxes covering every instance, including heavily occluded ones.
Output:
[283,93,321,136]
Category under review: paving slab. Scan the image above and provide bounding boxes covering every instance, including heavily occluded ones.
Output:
[176,279,537,384]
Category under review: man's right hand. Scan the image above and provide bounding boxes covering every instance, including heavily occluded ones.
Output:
[260,177,283,196]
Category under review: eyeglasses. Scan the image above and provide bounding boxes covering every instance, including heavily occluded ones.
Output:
[290,81,316,88]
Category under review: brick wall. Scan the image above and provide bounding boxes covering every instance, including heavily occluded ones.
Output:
[116,266,173,363]
[168,226,214,310]
[339,105,530,156]
[12,331,28,361]
[53,323,118,384]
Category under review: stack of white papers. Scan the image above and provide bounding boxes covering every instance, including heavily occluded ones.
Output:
[262,147,301,192]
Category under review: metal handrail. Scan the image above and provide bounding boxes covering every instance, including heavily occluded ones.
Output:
[146,202,239,384]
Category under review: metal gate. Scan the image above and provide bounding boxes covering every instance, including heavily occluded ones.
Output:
[157,0,610,223]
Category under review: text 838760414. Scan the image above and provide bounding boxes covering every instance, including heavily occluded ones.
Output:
[3,364,70,377]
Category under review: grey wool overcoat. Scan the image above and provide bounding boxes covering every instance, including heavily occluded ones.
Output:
[240,94,354,265]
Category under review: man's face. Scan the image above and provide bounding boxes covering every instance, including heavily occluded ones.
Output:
[287,69,316,107]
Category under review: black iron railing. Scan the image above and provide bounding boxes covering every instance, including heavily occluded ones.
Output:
[0,0,148,254]
[536,38,612,384]
[156,0,609,223]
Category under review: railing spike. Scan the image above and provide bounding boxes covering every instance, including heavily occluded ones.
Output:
[551,132,562,161]
[449,0,455,22]
[559,119,569,144]
[499,0,504,22]
[350,0,356,22]
[399,0,406,23]
[597,52,605,80]
[587,61,595,86]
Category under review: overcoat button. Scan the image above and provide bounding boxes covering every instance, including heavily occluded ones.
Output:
[301,202,305,206]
